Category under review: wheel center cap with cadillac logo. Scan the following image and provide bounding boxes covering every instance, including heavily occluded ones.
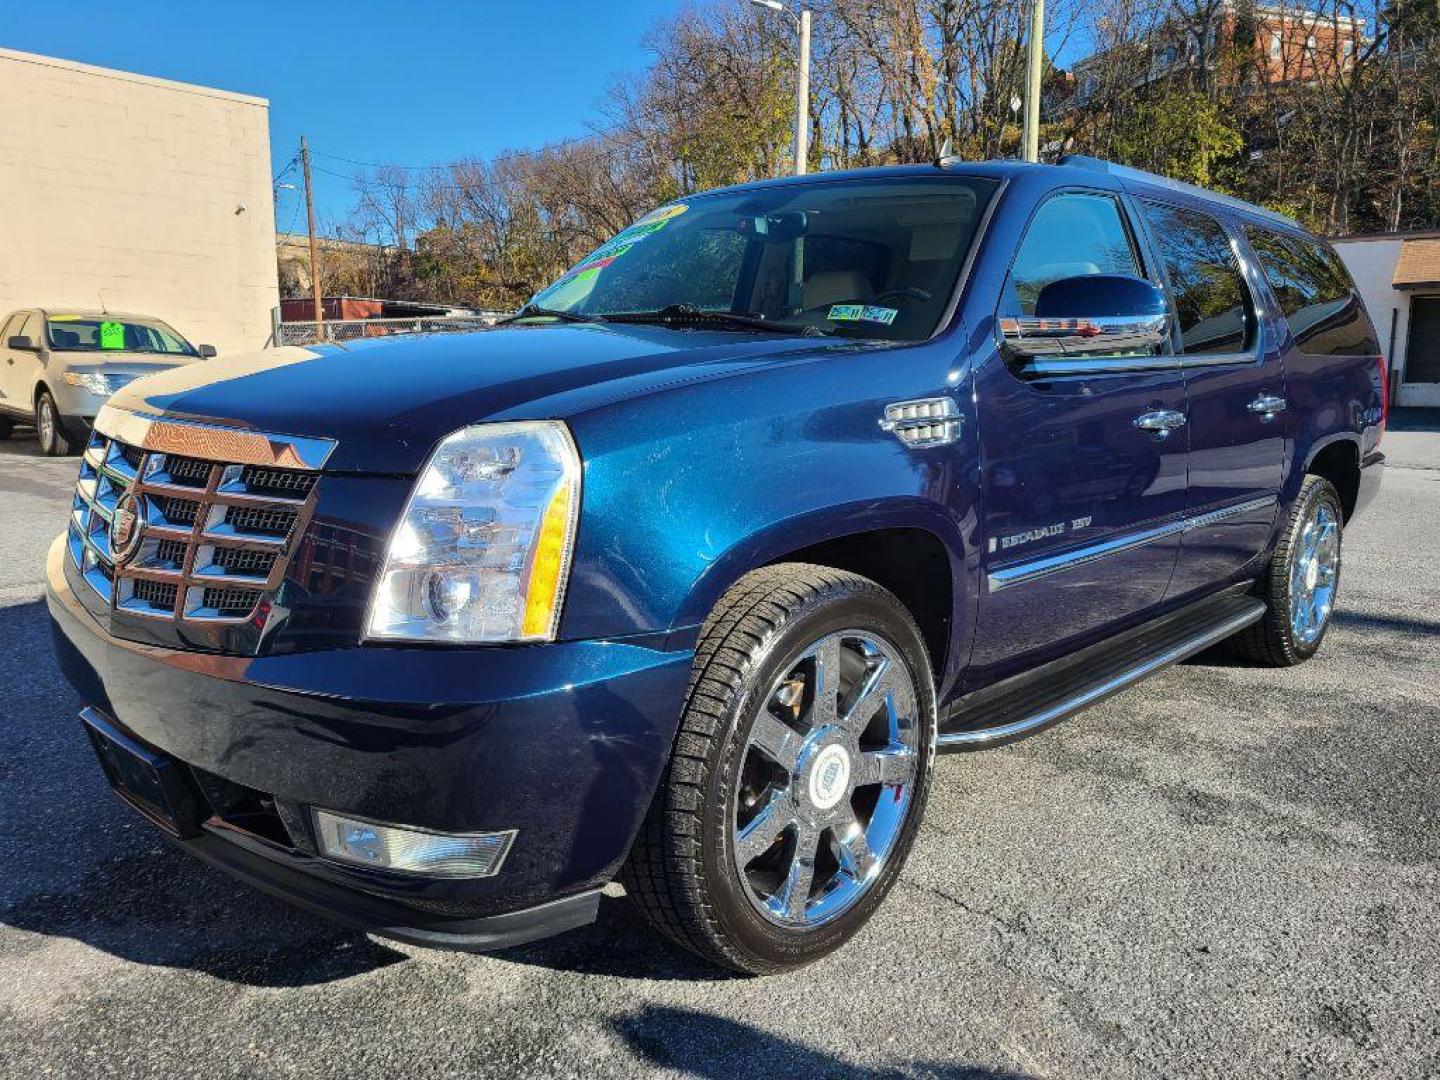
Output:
[111,492,147,565]
[808,744,852,811]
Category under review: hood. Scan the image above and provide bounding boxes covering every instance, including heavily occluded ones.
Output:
[53,351,196,381]
[107,323,853,474]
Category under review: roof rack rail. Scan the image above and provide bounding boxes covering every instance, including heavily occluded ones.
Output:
[1058,155,1302,230]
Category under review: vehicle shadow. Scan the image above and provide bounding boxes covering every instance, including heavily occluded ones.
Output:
[0,597,407,988]
[610,1006,1037,1078]
[0,596,727,987]
[0,424,49,457]
[1181,608,1440,671]
[490,894,738,982]
[1385,406,1440,432]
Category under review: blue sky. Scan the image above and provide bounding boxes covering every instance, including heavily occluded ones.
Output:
[3,0,685,229]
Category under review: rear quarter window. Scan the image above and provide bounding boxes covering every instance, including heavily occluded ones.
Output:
[1244,227,1379,357]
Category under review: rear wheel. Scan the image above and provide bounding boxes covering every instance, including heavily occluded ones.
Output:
[35,390,75,456]
[1229,475,1343,666]
[622,564,936,974]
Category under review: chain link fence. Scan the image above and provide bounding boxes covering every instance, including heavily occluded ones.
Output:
[275,314,509,348]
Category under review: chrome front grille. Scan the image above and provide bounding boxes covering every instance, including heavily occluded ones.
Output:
[67,407,335,625]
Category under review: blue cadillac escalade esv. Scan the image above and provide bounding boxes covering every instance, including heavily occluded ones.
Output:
[47,157,1386,974]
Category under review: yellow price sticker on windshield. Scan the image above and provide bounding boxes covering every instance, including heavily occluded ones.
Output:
[100,321,125,350]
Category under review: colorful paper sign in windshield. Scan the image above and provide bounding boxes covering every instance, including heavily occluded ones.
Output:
[554,203,688,285]
[827,304,898,326]
[99,321,126,349]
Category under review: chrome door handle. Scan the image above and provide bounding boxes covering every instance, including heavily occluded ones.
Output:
[1133,409,1187,438]
[1247,394,1287,421]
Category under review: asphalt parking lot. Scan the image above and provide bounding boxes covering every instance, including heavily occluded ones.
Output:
[1,420,1436,1079]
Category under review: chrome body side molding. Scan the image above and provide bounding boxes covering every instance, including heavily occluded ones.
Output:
[987,495,1277,593]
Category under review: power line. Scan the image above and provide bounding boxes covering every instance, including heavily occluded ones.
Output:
[272,153,299,185]
[308,130,615,172]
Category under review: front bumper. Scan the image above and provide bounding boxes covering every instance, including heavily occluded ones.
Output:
[50,382,107,428]
[45,534,693,949]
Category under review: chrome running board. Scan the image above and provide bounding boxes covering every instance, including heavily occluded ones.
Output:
[938,593,1265,751]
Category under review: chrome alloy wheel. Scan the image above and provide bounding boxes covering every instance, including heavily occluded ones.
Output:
[731,629,921,929]
[1290,501,1340,646]
[37,396,56,451]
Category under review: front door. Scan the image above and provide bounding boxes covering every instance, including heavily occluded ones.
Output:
[969,189,1189,688]
[1135,200,1286,601]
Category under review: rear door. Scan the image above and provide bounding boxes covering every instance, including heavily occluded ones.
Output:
[969,188,1189,686]
[1134,199,1285,601]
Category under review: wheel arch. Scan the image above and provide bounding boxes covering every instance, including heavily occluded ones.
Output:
[673,499,970,696]
[1303,436,1361,522]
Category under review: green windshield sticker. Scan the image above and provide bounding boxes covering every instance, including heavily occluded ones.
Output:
[99,321,126,349]
[826,304,898,326]
[548,204,689,288]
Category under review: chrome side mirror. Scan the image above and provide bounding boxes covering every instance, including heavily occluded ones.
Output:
[1000,274,1170,359]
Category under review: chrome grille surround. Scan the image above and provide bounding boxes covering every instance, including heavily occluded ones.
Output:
[67,406,336,624]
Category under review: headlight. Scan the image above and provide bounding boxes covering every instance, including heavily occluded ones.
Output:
[365,421,582,643]
[62,371,134,396]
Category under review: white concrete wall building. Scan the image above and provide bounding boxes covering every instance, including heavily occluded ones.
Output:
[0,48,278,355]
[1332,231,1440,408]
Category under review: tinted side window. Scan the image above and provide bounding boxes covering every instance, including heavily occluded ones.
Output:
[0,314,21,341]
[20,313,43,342]
[1003,192,1142,315]
[1141,202,1252,355]
[1245,228,1378,356]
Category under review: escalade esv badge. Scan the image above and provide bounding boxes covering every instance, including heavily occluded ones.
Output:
[110,492,146,565]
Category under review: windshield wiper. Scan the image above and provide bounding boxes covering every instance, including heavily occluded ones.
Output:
[605,304,826,336]
[497,304,604,325]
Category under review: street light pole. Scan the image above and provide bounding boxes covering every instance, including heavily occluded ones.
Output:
[794,8,811,175]
[1022,0,1045,163]
[750,1,812,176]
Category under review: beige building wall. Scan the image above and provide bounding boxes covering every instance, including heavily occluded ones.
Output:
[0,48,278,355]
[1332,234,1439,407]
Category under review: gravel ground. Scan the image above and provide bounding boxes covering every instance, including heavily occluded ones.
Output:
[1,420,1436,1079]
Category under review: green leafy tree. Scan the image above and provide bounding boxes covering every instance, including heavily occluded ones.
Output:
[1108,91,1243,188]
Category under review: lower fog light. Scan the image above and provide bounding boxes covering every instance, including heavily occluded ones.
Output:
[312,809,516,878]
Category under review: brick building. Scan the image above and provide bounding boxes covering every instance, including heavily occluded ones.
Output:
[1064,2,1366,108]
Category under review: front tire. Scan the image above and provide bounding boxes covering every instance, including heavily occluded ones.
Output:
[0,416,13,440]
[622,564,937,975]
[35,390,75,456]
[1229,475,1343,666]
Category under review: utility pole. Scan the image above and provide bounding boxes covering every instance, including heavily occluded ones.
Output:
[795,8,811,175]
[300,136,323,326]
[1022,0,1045,163]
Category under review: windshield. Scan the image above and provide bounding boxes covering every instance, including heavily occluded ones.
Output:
[529,176,998,341]
[46,315,196,356]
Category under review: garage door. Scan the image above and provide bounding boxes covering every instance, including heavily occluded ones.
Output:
[1408,295,1440,383]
